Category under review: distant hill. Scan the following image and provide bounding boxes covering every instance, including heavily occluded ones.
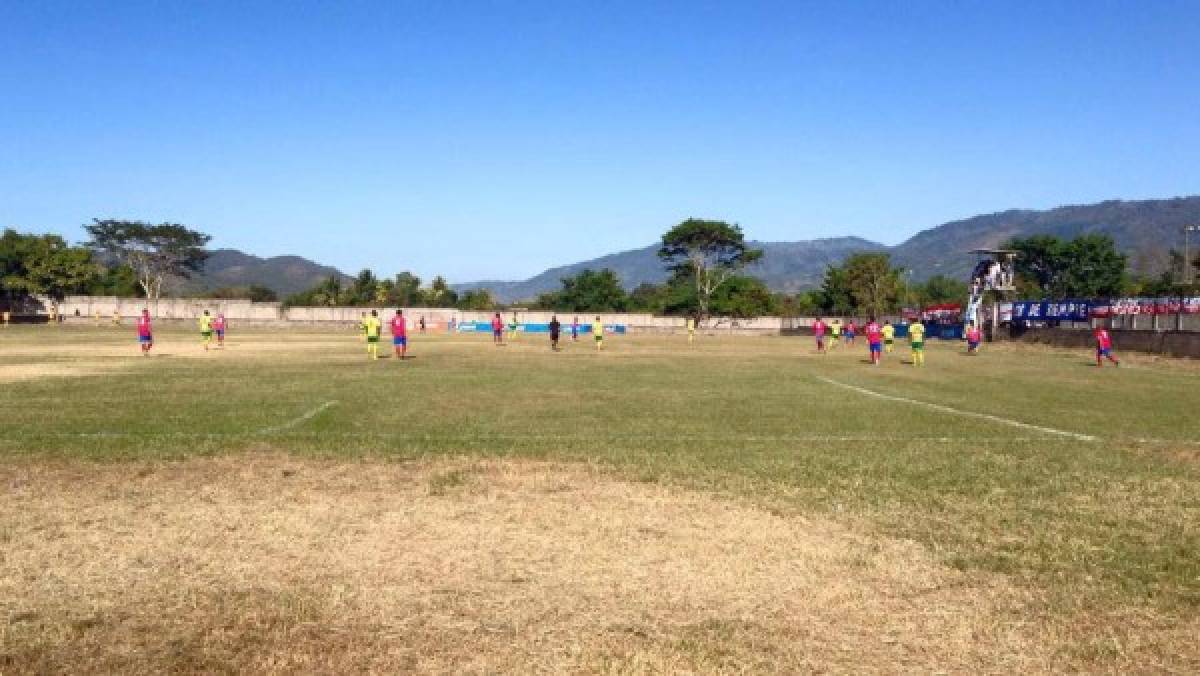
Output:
[458,196,1200,302]
[454,237,885,303]
[890,196,1200,281]
[174,249,352,297]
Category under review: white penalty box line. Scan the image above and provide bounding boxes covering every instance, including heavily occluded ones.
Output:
[815,376,1097,443]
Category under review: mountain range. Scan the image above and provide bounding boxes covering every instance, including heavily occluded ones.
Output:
[178,249,353,297]
[456,196,1200,302]
[184,196,1200,301]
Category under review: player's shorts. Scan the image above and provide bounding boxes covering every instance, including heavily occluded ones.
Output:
[884,339,894,345]
[201,330,213,338]
[139,334,152,344]
[845,332,855,339]
[393,336,407,346]
[911,341,924,350]
[870,341,882,353]
[967,340,979,350]
[816,336,825,346]
[594,334,603,341]
[493,329,503,338]
[367,335,379,343]
[216,330,225,338]
[1097,347,1111,357]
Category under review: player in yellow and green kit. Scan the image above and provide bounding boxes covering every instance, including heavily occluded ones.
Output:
[881,320,895,353]
[686,316,696,344]
[592,316,604,351]
[364,310,382,359]
[908,319,925,366]
[829,318,842,348]
[199,310,214,351]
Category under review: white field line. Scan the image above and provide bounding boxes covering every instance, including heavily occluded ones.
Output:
[816,376,1098,442]
[7,431,1049,443]
[257,400,338,435]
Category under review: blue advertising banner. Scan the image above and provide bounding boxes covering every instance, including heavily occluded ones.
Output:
[455,321,626,334]
[1012,300,1092,322]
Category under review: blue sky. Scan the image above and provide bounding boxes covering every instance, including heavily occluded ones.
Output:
[2,1,1198,283]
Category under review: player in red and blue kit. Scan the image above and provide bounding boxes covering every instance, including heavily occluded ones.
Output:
[136,309,153,355]
[813,317,827,354]
[966,321,982,355]
[391,310,408,359]
[1094,327,1120,367]
[865,318,883,365]
[214,313,227,348]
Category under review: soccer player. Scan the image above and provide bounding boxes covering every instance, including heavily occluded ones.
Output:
[136,309,153,355]
[845,320,857,346]
[882,321,895,353]
[549,315,562,351]
[965,321,982,355]
[592,315,604,351]
[2,310,10,327]
[491,312,504,345]
[908,319,926,366]
[813,316,827,354]
[364,310,382,359]
[419,315,426,333]
[112,309,121,326]
[687,316,696,344]
[1094,327,1120,367]
[214,313,227,348]
[829,318,842,348]
[390,309,408,359]
[509,313,519,341]
[572,316,579,342]
[866,317,883,365]
[199,310,214,351]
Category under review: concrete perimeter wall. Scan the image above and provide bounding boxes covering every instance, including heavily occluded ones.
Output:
[48,296,815,334]
[1007,326,1200,359]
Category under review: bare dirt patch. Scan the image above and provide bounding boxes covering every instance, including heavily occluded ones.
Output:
[0,455,1169,673]
[0,362,116,383]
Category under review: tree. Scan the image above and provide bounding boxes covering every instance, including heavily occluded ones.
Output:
[388,272,422,306]
[708,275,776,317]
[426,275,457,307]
[626,283,670,313]
[88,263,142,297]
[84,219,210,299]
[534,268,627,312]
[284,275,344,307]
[343,269,377,305]
[843,252,901,317]
[1059,235,1127,297]
[1007,234,1127,298]
[204,285,278,302]
[817,264,855,315]
[915,274,968,306]
[0,229,100,301]
[456,288,494,311]
[658,219,763,318]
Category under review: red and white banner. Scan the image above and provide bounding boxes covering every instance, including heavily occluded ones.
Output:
[1090,297,1200,317]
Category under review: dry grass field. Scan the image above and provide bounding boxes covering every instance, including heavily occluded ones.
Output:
[1,323,1198,673]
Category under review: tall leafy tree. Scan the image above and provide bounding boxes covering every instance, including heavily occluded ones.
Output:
[456,288,495,311]
[1007,234,1127,298]
[916,274,968,306]
[389,272,422,306]
[84,219,210,299]
[426,275,457,307]
[658,219,763,318]
[0,229,100,301]
[843,252,901,317]
[817,264,855,315]
[535,268,627,312]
